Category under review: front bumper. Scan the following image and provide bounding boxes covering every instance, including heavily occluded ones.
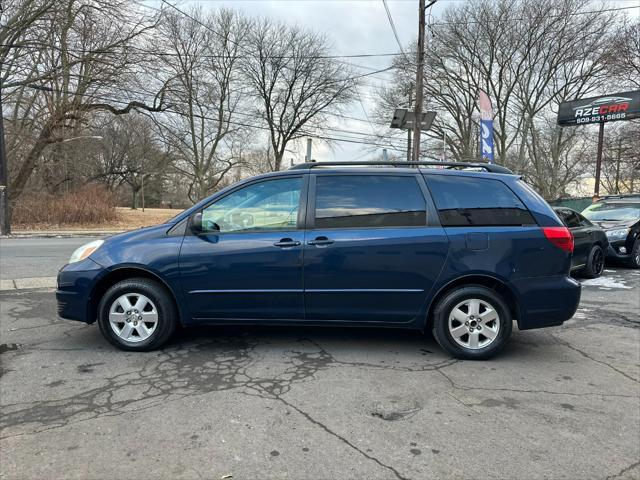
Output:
[56,258,104,323]
[606,241,633,261]
[512,275,581,330]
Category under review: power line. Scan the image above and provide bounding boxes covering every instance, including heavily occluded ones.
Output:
[382,0,406,55]
[19,83,409,151]
[0,41,408,60]
[432,4,639,26]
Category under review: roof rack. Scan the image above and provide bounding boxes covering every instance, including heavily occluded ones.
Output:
[288,161,513,174]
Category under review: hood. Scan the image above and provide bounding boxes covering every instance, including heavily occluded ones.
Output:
[592,219,636,230]
[103,223,174,244]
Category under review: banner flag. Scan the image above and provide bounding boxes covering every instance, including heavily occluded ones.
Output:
[479,90,494,163]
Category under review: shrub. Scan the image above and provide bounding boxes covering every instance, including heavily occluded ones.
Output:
[12,184,118,227]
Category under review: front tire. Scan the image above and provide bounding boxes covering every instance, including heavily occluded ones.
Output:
[582,244,605,278]
[629,238,640,269]
[431,286,512,360]
[97,278,177,351]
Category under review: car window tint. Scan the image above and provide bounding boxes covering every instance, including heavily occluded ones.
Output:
[202,177,302,233]
[555,209,570,225]
[425,175,536,227]
[557,208,582,228]
[564,211,582,228]
[576,212,592,227]
[314,175,427,228]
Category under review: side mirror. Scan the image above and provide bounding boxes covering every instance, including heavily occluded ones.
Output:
[190,212,220,234]
[190,212,203,233]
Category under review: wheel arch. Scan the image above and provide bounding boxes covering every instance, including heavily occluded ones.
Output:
[88,266,182,325]
[424,274,520,330]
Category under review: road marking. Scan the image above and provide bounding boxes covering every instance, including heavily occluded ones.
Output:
[0,276,56,291]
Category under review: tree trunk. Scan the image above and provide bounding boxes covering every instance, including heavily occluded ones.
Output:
[9,121,54,200]
[131,186,139,209]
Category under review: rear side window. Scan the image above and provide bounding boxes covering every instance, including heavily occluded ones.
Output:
[425,175,535,227]
[314,175,427,228]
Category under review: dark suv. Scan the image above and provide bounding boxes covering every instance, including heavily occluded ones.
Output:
[56,162,581,360]
[582,195,640,268]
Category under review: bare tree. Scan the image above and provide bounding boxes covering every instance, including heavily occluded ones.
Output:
[154,8,249,202]
[600,122,640,194]
[1,0,58,88]
[3,0,169,201]
[243,19,357,171]
[607,20,640,90]
[88,114,171,208]
[376,0,624,198]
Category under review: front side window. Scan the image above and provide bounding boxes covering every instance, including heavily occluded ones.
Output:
[201,177,302,233]
[425,175,536,227]
[558,209,581,228]
[576,212,593,227]
[314,175,427,229]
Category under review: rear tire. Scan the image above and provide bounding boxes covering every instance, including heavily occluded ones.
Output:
[432,285,512,360]
[582,244,605,278]
[97,277,177,351]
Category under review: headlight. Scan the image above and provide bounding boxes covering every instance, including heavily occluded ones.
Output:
[69,240,104,264]
[605,228,629,242]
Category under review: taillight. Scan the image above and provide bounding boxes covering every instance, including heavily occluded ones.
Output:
[542,226,574,253]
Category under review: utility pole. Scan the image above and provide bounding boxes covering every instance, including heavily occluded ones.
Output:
[407,89,413,161]
[412,0,426,162]
[0,86,10,235]
[305,138,312,162]
[594,122,604,197]
[412,0,437,162]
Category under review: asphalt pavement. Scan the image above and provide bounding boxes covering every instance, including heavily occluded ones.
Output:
[0,238,639,479]
[0,237,103,280]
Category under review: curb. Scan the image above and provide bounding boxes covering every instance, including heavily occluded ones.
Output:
[0,277,57,291]
[1,231,122,239]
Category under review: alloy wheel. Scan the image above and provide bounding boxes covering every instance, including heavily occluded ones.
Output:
[448,298,500,350]
[592,247,605,276]
[109,293,158,343]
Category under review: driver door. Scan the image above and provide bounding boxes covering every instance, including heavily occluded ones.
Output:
[179,175,307,321]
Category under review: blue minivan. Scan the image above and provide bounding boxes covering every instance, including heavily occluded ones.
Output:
[56,162,581,360]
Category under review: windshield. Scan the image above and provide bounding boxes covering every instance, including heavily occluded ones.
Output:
[582,202,640,222]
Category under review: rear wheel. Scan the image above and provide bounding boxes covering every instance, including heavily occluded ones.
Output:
[582,244,605,278]
[98,278,177,351]
[432,285,512,360]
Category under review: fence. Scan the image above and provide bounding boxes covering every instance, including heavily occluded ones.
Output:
[548,197,593,213]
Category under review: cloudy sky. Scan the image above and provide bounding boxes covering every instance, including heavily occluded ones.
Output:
[172,0,638,164]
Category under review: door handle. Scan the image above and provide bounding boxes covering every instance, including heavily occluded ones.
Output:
[307,236,334,246]
[273,238,301,248]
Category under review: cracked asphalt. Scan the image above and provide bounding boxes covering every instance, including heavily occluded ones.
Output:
[0,269,639,479]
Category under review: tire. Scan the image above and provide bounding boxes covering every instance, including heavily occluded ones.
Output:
[629,238,640,269]
[582,244,605,278]
[97,277,177,351]
[431,285,512,360]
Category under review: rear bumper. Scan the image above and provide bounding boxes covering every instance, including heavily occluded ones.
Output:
[512,275,581,330]
[56,258,104,323]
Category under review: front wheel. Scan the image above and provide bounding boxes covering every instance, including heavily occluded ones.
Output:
[432,286,512,360]
[97,278,177,351]
[629,238,640,269]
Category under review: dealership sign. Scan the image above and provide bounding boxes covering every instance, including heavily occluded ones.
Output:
[557,90,640,126]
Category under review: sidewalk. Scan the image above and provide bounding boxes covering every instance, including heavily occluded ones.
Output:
[0,276,57,291]
[2,229,124,238]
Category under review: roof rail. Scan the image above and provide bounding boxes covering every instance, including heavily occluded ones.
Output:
[600,193,640,200]
[288,161,513,174]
